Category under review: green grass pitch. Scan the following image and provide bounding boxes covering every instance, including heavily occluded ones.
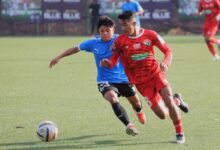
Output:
[0,36,220,150]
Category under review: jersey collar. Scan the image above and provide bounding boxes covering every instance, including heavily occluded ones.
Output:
[128,28,144,39]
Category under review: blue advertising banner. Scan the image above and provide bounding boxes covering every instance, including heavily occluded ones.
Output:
[42,0,84,22]
[139,0,174,22]
[1,0,41,21]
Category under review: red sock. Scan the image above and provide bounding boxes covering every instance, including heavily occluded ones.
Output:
[173,97,180,106]
[173,119,183,134]
[207,41,216,56]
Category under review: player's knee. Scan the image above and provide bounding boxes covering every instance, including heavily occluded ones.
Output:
[162,93,172,103]
[158,113,167,120]
[163,98,174,110]
[104,91,118,104]
[205,38,210,43]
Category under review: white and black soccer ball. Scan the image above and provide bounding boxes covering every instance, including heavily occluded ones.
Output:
[36,120,58,142]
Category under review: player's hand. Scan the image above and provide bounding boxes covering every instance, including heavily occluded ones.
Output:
[49,58,60,68]
[195,12,201,17]
[100,59,111,67]
[160,63,168,72]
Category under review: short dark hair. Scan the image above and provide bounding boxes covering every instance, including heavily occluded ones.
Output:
[97,16,115,29]
[118,11,135,20]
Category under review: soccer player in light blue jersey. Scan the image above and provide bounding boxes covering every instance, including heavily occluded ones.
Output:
[121,0,144,27]
[49,16,146,136]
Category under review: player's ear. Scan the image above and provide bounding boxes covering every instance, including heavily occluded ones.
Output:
[113,27,115,32]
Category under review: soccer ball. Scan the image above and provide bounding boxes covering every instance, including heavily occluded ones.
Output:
[36,120,58,142]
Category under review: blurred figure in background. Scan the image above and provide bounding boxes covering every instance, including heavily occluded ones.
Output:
[89,0,100,36]
[121,0,144,27]
[197,0,220,60]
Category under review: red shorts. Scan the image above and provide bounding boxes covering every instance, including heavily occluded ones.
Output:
[203,21,219,38]
[135,71,169,109]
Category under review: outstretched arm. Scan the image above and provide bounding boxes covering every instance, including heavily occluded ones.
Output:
[135,2,144,16]
[49,47,80,68]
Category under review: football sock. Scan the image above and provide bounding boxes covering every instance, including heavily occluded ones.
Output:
[207,41,216,56]
[173,96,180,106]
[173,119,183,134]
[134,107,142,113]
[112,102,130,126]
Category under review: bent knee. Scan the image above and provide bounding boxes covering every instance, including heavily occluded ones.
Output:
[158,114,167,120]
[104,91,118,104]
[205,38,210,43]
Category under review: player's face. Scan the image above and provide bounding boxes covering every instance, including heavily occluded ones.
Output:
[99,26,114,41]
[119,19,136,36]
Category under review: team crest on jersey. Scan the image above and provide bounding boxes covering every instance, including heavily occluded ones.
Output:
[143,39,151,46]
[133,43,141,49]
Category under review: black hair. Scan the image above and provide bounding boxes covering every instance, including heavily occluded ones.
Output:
[97,16,115,29]
[118,11,135,20]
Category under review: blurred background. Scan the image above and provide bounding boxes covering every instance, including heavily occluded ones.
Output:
[0,0,203,36]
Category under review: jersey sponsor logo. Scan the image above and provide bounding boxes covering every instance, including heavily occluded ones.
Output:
[131,52,149,60]
[93,48,98,52]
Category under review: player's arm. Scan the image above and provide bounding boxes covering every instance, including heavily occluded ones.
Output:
[100,40,121,68]
[214,0,220,20]
[49,47,80,68]
[100,50,120,68]
[154,34,172,72]
[135,2,144,15]
[197,1,203,16]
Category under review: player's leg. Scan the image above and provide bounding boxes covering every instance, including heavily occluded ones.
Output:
[115,83,146,124]
[207,22,219,45]
[173,93,189,113]
[160,86,185,144]
[126,94,146,124]
[135,82,169,120]
[90,17,96,35]
[154,72,185,143]
[98,83,138,136]
[203,25,220,60]
[204,37,219,60]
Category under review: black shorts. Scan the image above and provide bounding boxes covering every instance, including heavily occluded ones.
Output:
[98,82,136,97]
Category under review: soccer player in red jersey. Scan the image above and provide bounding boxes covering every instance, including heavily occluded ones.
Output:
[100,11,188,144]
[198,0,220,60]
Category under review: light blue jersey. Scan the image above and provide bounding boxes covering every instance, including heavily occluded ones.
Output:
[78,34,129,83]
[121,0,143,27]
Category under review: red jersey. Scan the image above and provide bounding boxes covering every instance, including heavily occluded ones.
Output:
[110,29,172,84]
[198,0,220,24]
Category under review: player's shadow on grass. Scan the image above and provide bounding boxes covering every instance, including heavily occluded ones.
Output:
[0,134,178,150]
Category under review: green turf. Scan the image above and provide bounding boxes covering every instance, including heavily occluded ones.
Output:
[0,36,220,150]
